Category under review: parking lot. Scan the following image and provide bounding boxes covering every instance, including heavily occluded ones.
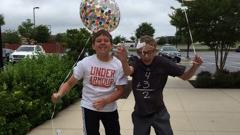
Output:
[3,47,239,75]
[128,50,240,75]
[181,51,240,74]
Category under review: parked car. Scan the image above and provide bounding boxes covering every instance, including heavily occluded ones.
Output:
[158,44,181,63]
[236,46,240,52]
[9,45,46,62]
[2,48,14,62]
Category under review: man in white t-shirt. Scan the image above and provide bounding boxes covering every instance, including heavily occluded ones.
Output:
[51,29,127,135]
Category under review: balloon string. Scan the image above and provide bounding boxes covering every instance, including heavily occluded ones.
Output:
[181,0,196,55]
[51,37,90,135]
[51,104,56,135]
[62,37,91,83]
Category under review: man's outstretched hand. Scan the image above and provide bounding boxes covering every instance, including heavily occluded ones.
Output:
[192,55,203,66]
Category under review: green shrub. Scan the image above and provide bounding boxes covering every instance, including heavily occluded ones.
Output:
[0,55,81,134]
[213,70,233,88]
[232,71,240,87]
[192,70,240,88]
[195,71,214,88]
[0,91,31,135]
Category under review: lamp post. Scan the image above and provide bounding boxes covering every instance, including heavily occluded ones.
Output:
[33,6,39,27]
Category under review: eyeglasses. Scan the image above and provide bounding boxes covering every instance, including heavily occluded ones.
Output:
[142,50,155,55]
[137,45,156,56]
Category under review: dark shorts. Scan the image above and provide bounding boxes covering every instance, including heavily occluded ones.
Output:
[82,107,120,135]
[132,108,174,135]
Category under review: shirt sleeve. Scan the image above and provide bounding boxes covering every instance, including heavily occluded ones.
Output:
[73,61,84,80]
[129,55,139,77]
[115,65,128,86]
[160,57,186,77]
[128,55,138,67]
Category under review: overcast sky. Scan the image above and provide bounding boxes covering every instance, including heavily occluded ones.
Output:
[0,0,181,39]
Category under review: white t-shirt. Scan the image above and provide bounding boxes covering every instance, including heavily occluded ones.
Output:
[73,54,128,112]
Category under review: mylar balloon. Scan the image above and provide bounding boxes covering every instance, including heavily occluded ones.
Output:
[80,0,120,32]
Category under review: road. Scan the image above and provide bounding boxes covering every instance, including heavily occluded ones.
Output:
[128,50,240,75]
[181,51,240,74]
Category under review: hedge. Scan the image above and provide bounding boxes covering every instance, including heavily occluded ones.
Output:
[0,55,82,135]
[190,70,240,88]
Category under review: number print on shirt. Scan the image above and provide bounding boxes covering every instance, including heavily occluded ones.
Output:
[145,72,151,80]
[136,71,153,99]
[137,81,150,89]
[142,91,150,98]
[137,82,141,89]
[143,81,150,89]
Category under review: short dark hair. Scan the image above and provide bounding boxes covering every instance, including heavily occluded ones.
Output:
[91,29,112,44]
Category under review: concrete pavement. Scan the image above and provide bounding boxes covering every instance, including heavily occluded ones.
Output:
[28,77,240,135]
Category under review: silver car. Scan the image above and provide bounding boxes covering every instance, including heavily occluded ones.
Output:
[158,45,181,63]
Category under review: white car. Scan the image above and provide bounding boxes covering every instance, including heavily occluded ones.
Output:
[9,45,46,62]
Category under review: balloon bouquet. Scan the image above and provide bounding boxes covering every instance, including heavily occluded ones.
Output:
[51,0,120,134]
[80,0,120,32]
[77,0,120,58]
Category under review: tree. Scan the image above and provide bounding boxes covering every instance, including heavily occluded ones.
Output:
[135,22,155,39]
[113,35,126,44]
[55,33,67,43]
[0,14,5,68]
[171,0,240,72]
[156,36,177,45]
[130,36,136,42]
[33,25,50,43]
[18,19,34,44]
[2,30,21,44]
[169,7,192,58]
[156,37,167,45]
[63,28,92,60]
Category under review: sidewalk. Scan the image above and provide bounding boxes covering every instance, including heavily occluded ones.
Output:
[28,77,240,135]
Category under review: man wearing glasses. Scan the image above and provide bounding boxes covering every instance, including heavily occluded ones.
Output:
[116,35,203,135]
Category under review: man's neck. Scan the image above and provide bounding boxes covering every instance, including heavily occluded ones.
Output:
[96,54,112,62]
[141,57,155,65]
[142,60,152,65]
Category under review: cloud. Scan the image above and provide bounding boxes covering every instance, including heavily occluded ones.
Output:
[0,0,180,39]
